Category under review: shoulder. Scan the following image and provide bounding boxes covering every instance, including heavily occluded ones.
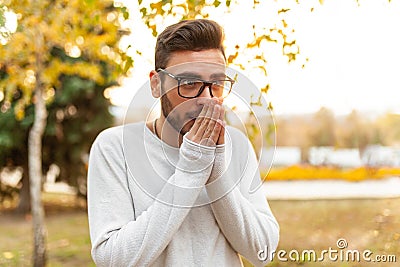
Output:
[226,125,247,138]
[226,125,251,148]
[95,125,123,142]
[89,122,145,165]
[92,125,123,153]
[92,122,144,149]
[225,125,258,167]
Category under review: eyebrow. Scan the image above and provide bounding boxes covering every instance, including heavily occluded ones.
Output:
[174,72,202,79]
[175,71,227,80]
[210,72,227,79]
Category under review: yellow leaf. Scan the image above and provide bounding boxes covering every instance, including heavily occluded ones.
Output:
[3,251,14,259]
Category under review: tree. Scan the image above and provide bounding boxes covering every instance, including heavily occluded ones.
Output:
[376,112,400,146]
[0,70,114,212]
[337,110,371,153]
[0,5,9,40]
[0,0,132,265]
[0,6,5,28]
[309,107,336,147]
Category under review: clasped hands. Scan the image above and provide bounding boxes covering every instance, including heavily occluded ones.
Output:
[185,97,225,147]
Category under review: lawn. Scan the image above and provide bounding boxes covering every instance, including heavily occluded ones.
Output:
[0,193,93,267]
[0,193,399,266]
[262,198,399,267]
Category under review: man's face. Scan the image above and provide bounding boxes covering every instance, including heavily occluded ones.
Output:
[159,49,226,135]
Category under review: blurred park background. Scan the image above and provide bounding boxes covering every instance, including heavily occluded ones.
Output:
[1,0,399,266]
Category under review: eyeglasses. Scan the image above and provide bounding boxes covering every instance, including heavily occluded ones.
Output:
[157,68,235,99]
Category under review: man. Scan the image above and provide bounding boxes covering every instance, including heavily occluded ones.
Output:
[88,19,279,266]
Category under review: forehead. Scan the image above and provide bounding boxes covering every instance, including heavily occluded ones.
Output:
[165,49,226,78]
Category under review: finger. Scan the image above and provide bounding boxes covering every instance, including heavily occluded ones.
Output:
[217,107,225,145]
[196,97,209,106]
[188,102,209,137]
[194,100,215,140]
[187,102,211,143]
[217,120,225,145]
[202,104,220,140]
[218,104,225,121]
[209,118,223,144]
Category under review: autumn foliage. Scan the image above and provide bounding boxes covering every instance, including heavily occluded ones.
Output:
[263,165,400,182]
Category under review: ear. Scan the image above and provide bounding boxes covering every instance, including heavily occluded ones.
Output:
[149,70,161,98]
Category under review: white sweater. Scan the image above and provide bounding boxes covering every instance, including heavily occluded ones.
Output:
[87,122,279,267]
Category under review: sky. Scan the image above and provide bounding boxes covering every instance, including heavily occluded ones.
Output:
[111,0,400,116]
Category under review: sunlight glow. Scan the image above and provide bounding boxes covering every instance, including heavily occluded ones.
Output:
[113,0,400,116]
[0,10,17,44]
[64,43,81,58]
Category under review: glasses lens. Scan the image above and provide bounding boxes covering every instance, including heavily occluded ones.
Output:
[211,80,232,98]
[179,79,204,97]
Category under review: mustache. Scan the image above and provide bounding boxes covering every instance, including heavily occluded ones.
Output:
[185,108,202,119]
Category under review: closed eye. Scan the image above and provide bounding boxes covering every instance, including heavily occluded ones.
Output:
[180,79,203,87]
[212,80,225,85]
[181,79,196,85]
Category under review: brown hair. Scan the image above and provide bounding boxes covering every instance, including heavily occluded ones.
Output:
[155,19,226,70]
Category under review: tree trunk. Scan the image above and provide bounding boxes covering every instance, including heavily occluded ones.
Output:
[15,161,31,214]
[29,23,47,266]
[29,84,47,267]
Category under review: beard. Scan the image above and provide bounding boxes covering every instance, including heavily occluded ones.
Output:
[161,94,200,135]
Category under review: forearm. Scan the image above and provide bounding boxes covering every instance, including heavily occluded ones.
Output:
[88,135,215,266]
[206,148,279,266]
[91,172,208,266]
[208,186,279,266]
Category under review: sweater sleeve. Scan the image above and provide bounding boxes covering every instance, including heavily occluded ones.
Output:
[88,131,215,267]
[206,137,279,266]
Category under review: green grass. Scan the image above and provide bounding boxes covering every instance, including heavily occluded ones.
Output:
[0,193,93,267]
[0,210,94,267]
[258,198,400,267]
[0,194,399,266]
